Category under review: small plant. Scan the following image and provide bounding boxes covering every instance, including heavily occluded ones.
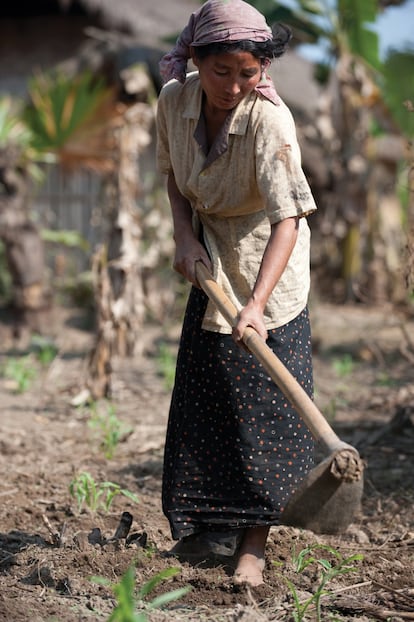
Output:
[332,353,355,377]
[156,342,176,390]
[375,371,396,387]
[92,565,190,622]
[274,543,363,622]
[88,401,132,459]
[69,471,139,514]
[2,355,37,393]
[29,335,59,366]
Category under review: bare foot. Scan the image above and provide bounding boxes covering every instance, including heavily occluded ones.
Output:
[233,526,269,586]
[234,552,265,586]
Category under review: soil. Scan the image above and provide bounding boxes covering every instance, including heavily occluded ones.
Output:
[0,299,413,622]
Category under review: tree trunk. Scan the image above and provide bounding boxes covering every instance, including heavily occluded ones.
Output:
[324,53,406,303]
[86,101,153,399]
[0,147,50,336]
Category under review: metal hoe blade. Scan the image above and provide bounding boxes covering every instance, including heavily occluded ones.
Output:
[281,447,364,534]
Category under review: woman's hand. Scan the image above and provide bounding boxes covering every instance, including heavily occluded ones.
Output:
[173,234,212,287]
[167,171,212,286]
[232,299,268,347]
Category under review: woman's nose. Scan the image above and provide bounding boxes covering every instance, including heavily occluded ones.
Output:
[225,81,241,96]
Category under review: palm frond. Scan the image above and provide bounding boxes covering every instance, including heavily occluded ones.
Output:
[24,70,117,166]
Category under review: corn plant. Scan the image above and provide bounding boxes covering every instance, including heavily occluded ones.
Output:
[87,401,132,459]
[92,565,191,622]
[69,471,138,514]
[274,543,363,622]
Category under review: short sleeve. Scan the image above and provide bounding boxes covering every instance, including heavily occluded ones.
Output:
[254,101,317,224]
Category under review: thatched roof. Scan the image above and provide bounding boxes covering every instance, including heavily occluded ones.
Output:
[65,0,201,43]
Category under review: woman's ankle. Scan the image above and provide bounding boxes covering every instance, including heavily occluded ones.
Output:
[238,525,269,557]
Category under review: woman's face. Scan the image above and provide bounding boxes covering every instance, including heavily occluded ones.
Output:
[191,50,262,113]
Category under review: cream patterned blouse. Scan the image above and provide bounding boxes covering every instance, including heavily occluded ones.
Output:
[156,72,317,334]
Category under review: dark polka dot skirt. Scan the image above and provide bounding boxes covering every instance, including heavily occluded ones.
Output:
[162,286,315,541]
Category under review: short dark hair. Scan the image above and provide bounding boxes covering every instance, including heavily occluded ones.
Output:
[192,23,292,62]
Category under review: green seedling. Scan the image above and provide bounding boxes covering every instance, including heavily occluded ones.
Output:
[69,471,139,514]
[274,543,363,622]
[2,355,37,393]
[155,342,176,390]
[332,353,355,377]
[88,401,132,459]
[92,564,190,622]
[29,335,59,366]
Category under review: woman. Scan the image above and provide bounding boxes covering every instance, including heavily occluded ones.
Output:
[156,0,317,586]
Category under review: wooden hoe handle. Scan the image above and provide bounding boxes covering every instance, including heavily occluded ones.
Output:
[195,261,351,454]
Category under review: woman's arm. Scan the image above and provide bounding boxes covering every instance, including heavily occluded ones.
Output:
[233,216,299,343]
[167,172,212,286]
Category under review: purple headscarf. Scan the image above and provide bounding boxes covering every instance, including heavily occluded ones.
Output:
[159,0,280,105]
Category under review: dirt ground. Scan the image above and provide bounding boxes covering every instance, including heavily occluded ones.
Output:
[0,298,413,622]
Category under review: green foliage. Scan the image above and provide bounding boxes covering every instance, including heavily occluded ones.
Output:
[249,0,325,46]
[0,96,30,146]
[23,70,111,151]
[254,0,380,68]
[274,543,363,622]
[0,96,48,181]
[257,0,412,138]
[1,355,37,393]
[338,0,380,69]
[69,471,139,514]
[332,353,355,377]
[382,49,414,137]
[1,339,58,392]
[29,335,59,366]
[87,401,132,459]
[92,565,190,622]
[41,228,90,252]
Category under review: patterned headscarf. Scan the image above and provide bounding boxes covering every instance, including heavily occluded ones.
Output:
[159,0,280,105]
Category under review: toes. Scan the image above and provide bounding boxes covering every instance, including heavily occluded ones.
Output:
[233,572,264,587]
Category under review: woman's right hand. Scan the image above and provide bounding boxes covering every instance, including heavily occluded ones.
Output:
[167,172,212,286]
[173,234,212,287]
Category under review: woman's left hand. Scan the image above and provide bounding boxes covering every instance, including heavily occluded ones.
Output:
[232,300,268,348]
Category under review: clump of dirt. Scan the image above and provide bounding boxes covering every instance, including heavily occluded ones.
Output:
[0,302,413,621]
